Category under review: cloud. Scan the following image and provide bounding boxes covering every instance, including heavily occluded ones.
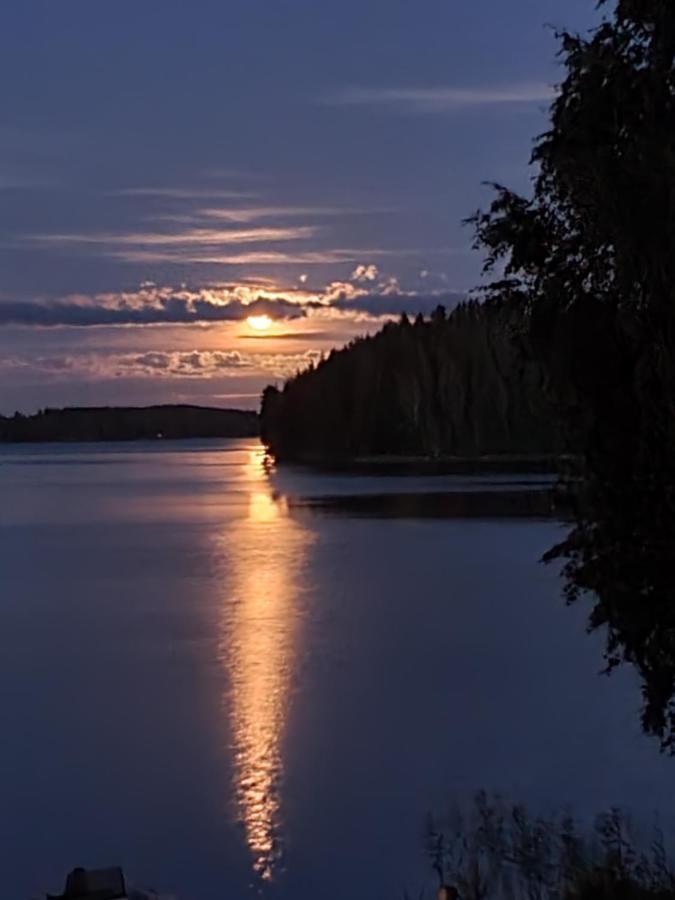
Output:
[327,289,466,317]
[31,225,318,248]
[1,348,322,381]
[195,205,366,224]
[351,263,379,283]
[325,82,554,113]
[129,348,321,379]
[24,220,410,267]
[126,350,251,376]
[0,275,469,331]
[111,187,255,200]
[0,291,308,327]
[240,330,346,342]
[104,248,399,265]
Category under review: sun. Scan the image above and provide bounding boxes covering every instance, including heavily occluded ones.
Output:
[246,314,273,332]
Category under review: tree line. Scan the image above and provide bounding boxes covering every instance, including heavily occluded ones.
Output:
[0,405,259,443]
[261,300,567,463]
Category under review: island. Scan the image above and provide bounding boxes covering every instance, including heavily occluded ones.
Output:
[0,405,259,443]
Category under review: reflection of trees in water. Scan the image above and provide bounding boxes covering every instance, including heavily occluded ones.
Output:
[546,474,675,749]
[294,488,559,520]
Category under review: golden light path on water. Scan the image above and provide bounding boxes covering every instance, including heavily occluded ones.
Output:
[219,447,312,883]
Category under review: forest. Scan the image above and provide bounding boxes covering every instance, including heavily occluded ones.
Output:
[0,405,259,443]
[261,300,567,463]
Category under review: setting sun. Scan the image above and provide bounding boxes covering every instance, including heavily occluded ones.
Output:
[247,314,273,332]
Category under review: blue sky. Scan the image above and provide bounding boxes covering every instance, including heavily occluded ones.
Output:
[0,0,598,412]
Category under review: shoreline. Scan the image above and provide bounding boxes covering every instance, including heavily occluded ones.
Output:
[272,453,572,476]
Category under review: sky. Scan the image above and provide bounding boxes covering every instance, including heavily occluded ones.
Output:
[0,0,599,413]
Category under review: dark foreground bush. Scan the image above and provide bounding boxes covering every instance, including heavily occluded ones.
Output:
[413,794,675,900]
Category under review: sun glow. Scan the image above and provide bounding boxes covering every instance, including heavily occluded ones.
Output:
[246,314,273,331]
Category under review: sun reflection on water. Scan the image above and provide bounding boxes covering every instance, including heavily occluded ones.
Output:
[219,446,311,883]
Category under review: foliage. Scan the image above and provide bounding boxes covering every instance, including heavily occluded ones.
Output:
[420,794,675,900]
[470,1,675,747]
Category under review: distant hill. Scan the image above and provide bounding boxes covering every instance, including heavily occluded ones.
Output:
[261,301,566,463]
[0,405,259,443]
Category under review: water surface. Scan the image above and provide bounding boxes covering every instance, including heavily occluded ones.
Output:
[0,439,671,899]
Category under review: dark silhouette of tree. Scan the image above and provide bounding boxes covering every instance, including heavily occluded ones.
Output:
[422,793,675,900]
[471,1,675,747]
[260,300,564,463]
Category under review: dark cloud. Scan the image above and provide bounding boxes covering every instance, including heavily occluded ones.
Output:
[0,286,468,330]
[329,290,467,317]
[239,330,348,342]
[0,295,307,327]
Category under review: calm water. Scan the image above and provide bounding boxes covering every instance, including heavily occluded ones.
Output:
[0,439,672,899]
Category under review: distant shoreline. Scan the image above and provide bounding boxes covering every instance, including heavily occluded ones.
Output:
[0,404,260,444]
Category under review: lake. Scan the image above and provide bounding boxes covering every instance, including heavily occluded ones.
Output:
[0,438,672,900]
